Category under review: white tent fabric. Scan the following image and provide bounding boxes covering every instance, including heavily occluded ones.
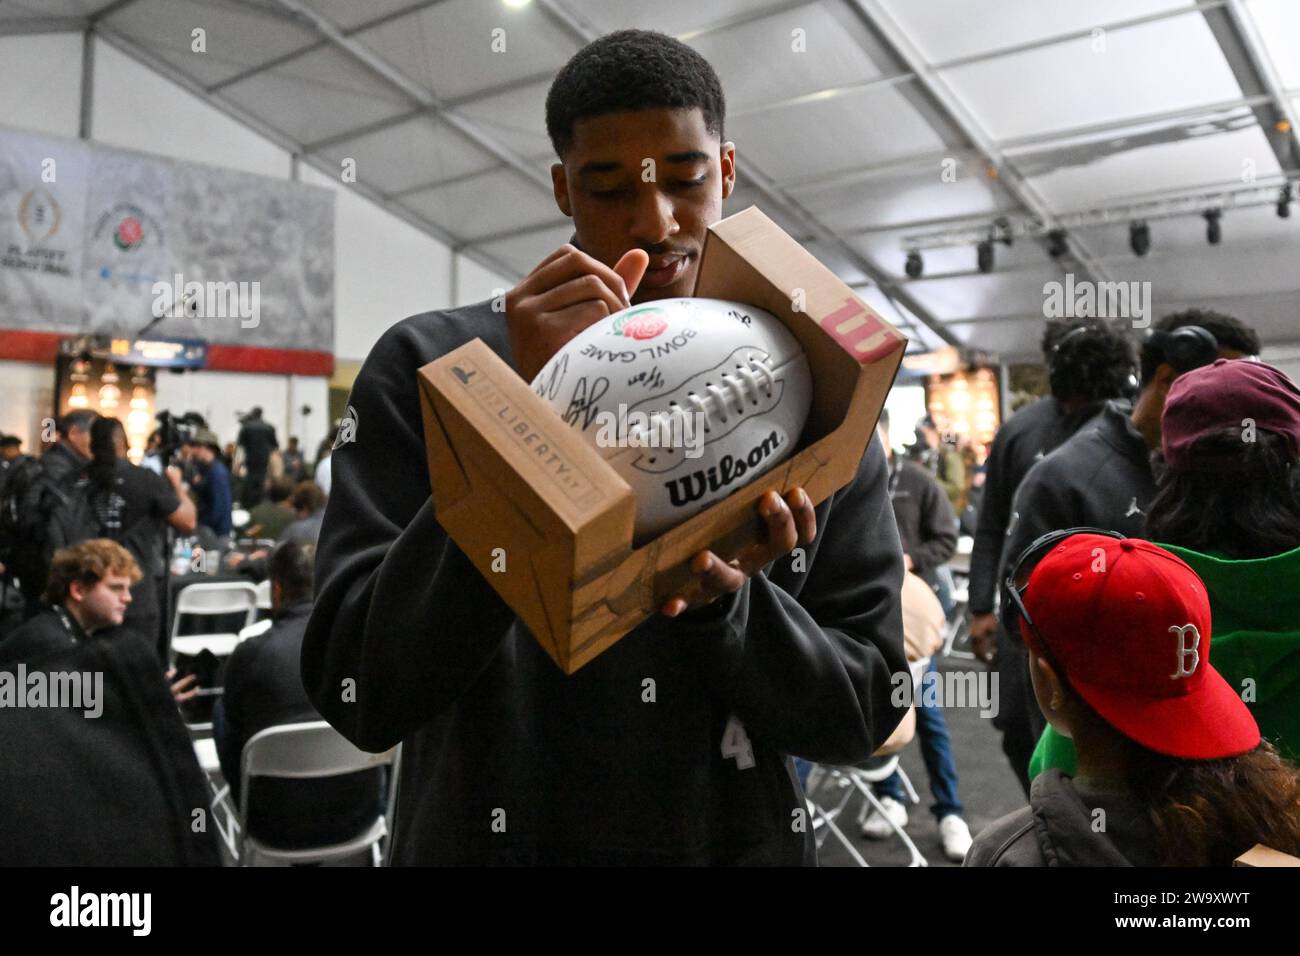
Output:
[6,0,1298,357]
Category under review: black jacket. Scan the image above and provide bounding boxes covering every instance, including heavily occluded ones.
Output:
[215,600,382,848]
[40,442,88,487]
[1000,401,1156,611]
[0,605,88,660]
[965,770,1156,866]
[0,627,219,865]
[969,397,1104,614]
[887,457,956,586]
[300,300,909,865]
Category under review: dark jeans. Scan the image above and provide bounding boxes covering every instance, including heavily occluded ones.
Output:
[876,658,964,820]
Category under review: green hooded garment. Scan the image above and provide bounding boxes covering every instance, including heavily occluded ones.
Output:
[1029,542,1300,778]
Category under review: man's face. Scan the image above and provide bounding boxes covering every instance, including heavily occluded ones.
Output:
[1,446,19,461]
[65,425,93,459]
[552,107,735,303]
[70,572,133,630]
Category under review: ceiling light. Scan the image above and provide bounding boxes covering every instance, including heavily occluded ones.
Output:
[904,250,923,278]
[1129,221,1150,257]
[1047,228,1068,259]
[1203,208,1222,245]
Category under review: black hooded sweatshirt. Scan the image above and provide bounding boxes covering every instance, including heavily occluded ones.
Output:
[300,301,908,865]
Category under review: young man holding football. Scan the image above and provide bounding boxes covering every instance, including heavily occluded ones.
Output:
[303,29,908,864]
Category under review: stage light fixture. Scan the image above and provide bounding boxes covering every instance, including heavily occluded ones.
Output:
[1278,185,1292,219]
[1047,228,1068,259]
[1204,209,1222,245]
[905,250,923,278]
[1129,221,1150,257]
[976,239,994,274]
[993,216,1014,247]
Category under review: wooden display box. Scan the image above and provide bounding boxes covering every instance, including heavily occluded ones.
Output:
[418,207,907,673]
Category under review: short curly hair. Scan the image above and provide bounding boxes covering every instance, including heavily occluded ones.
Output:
[1043,319,1137,403]
[44,538,141,605]
[545,30,726,159]
[1140,308,1261,384]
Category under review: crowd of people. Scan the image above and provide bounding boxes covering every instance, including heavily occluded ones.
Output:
[3,327,1299,869]
[959,310,1300,866]
[0,407,335,644]
[0,407,357,862]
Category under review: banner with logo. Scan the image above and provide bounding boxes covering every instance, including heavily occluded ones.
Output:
[0,128,88,325]
[0,125,334,354]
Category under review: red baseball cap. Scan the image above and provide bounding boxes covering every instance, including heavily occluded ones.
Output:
[1021,533,1259,760]
[1162,358,1300,471]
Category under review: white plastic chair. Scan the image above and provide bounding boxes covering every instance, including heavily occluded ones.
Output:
[253,579,272,611]
[232,721,398,867]
[170,581,258,658]
[804,658,930,867]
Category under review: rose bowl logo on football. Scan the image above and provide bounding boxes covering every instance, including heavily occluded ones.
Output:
[609,308,668,341]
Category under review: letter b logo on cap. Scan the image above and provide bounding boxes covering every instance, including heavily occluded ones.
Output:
[1169,623,1200,679]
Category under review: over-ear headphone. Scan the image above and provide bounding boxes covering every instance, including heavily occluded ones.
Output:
[1144,325,1218,374]
[1048,325,1094,378]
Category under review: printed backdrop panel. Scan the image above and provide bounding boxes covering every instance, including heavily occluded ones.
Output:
[0,128,90,329]
[0,124,334,354]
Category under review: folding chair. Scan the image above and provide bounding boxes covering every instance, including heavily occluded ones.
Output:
[253,579,271,612]
[170,581,259,658]
[225,721,398,866]
[803,658,930,867]
[942,565,977,660]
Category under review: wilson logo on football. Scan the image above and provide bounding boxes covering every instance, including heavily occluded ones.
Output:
[609,308,668,341]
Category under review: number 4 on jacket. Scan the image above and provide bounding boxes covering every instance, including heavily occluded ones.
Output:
[721,715,755,769]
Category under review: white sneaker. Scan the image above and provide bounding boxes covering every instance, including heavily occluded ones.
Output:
[860,796,908,839]
[939,815,972,862]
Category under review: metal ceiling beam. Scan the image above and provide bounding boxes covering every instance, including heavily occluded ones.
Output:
[391,163,510,198]
[930,0,1228,72]
[287,0,1246,193]
[0,17,87,35]
[846,169,1293,240]
[207,0,456,94]
[269,0,553,195]
[87,0,146,22]
[91,19,523,288]
[727,71,915,120]
[1205,0,1300,173]
[79,29,94,139]
[997,93,1270,152]
[516,0,959,349]
[900,174,1298,248]
[843,0,1112,286]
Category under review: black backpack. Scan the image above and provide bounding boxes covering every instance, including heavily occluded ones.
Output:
[0,461,123,596]
[0,457,64,587]
[47,475,122,552]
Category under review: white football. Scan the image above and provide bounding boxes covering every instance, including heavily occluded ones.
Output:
[531,297,813,541]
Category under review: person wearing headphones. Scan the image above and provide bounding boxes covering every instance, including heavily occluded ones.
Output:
[966,529,1300,867]
[990,309,1260,793]
[967,320,1137,785]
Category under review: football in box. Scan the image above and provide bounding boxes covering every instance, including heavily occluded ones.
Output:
[417,206,907,674]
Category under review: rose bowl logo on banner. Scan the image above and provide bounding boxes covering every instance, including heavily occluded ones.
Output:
[113,216,144,251]
[609,307,668,341]
[92,203,160,256]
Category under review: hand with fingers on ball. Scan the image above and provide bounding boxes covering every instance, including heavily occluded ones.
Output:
[660,487,816,618]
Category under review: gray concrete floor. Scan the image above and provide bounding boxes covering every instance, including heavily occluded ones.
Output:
[814,652,1029,867]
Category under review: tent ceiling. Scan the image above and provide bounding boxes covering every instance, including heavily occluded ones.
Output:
[7,0,1300,356]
